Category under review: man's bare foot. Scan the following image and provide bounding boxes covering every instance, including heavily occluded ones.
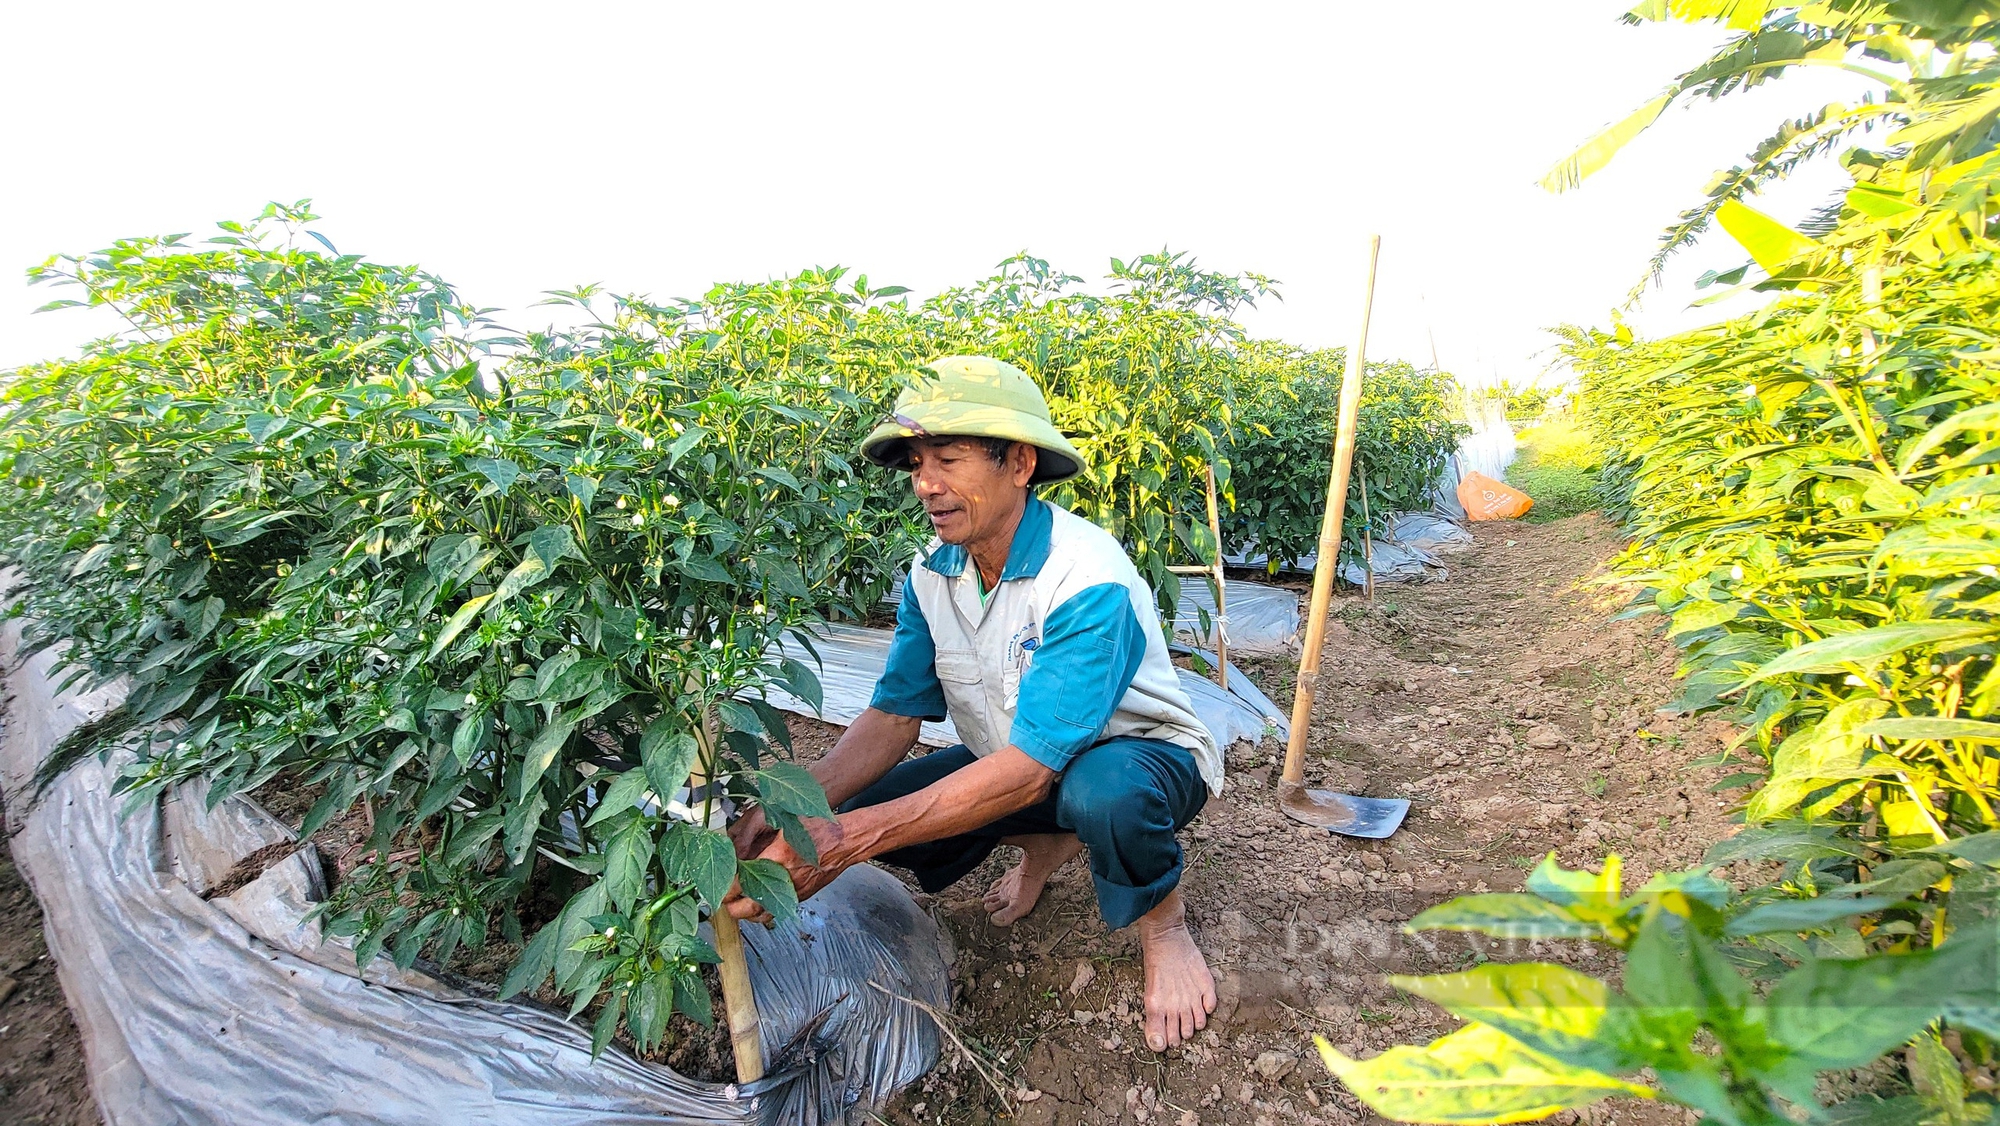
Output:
[982,833,1083,926]
[1137,889,1215,1052]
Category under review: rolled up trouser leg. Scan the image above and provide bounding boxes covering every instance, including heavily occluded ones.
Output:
[1053,736,1209,930]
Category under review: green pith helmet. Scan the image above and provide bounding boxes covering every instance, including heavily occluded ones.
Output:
[859,355,1086,486]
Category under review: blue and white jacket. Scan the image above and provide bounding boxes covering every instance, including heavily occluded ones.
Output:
[870,498,1225,796]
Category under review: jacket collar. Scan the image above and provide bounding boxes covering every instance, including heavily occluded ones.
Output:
[920,497,1052,581]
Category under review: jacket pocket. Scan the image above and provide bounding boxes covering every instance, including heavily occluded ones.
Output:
[934,647,993,753]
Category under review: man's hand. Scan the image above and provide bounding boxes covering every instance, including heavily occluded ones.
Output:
[724,815,850,922]
[727,805,777,861]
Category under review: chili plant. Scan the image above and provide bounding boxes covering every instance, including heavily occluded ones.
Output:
[1224,342,1468,571]
[1320,853,2000,1126]
[0,206,905,1053]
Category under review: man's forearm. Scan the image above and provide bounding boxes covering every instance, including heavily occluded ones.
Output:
[835,745,1055,861]
[810,707,922,808]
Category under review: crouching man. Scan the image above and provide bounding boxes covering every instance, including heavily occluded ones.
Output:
[725,355,1225,1051]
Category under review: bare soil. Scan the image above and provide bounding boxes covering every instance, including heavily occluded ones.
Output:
[0,809,97,1126]
[0,513,1741,1124]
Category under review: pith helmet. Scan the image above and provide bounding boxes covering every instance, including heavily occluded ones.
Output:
[859,355,1086,486]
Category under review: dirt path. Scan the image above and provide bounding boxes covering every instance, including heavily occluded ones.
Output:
[0,809,95,1126]
[877,514,1738,1126]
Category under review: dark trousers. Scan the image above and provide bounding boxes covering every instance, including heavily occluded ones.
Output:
[840,736,1208,930]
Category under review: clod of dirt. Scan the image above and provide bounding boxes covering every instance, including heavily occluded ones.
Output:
[1068,960,1095,996]
[1525,724,1567,749]
[1253,1050,1297,1080]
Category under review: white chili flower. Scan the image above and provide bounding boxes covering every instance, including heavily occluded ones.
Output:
[642,435,656,450]
[1730,565,1744,581]
[631,513,644,527]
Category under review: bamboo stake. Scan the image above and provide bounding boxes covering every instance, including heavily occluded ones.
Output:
[1357,453,1376,604]
[1203,462,1228,692]
[1282,235,1380,788]
[710,906,764,1082]
[687,698,765,1083]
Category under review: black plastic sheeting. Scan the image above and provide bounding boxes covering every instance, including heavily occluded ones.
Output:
[0,624,950,1125]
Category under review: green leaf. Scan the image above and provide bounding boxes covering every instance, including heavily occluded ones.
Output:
[1704,822,1873,864]
[586,768,652,828]
[639,719,701,802]
[450,710,487,768]
[754,762,833,820]
[503,789,549,865]
[491,553,551,605]
[1922,832,2000,864]
[467,457,521,493]
[716,698,762,734]
[69,542,114,577]
[664,424,704,466]
[673,967,715,1026]
[551,881,611,990]
[244,412,289,443]
[627,972,674,1052]
[776,657,826,714]
[1761,944,1962,1081]
[768,809,819,866]
[657,823,736,911]
[1405,895,1601,941]
[1668,599,1742,637]
[565,473,598,510]
[519,720,576,795]
[1715,198,1818,274]
[1748,621,2000,681]
[428,593,492,658]
[603,815,654,913]
[1724,895,1896,936]
[736,856,800,924]
[1389,964,1648,1076]
[1540,94,1673,194]
[528,524,576,570]
[1859,717,2000,744]
[1314,1024,1654,1125]
[543,657,609,703]
[498,912,563,1000]
[1843,859,1948,902]
[1524,854,1621,914]
[590,989,624,1059]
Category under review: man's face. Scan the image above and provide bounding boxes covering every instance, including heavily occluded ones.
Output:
[906,437,1038,546]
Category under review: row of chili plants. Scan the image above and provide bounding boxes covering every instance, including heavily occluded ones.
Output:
[0,208,1464,1053]
[1319,4,2000,1126]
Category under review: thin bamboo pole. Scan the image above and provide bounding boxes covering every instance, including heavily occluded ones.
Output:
[1281,235,1380,788]
[1357,453,1376,604]
[710,909,764,1082]
[1203,463,1228,692]
[687,697,765,1083]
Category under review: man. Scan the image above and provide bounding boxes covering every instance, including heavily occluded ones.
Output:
[727,355,1224,1052]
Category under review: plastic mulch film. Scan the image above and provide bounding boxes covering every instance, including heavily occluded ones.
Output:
[1166,578,1300,657]
[764,622,1287,751]
[0,624,948,1126]
[1385,513,1474,556]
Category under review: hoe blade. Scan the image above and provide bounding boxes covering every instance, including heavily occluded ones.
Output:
[1278,783,1409,839]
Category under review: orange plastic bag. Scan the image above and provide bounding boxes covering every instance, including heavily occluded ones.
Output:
[1457,470,1534,521]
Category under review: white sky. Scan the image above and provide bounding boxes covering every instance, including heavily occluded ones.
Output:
[1,2,1876,387]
